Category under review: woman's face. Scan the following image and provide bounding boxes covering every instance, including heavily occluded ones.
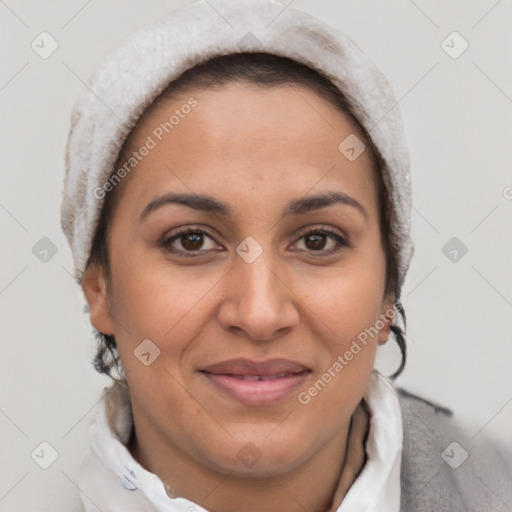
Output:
[83,82,393,479]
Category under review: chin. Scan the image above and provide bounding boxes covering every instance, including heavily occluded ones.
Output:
[197,428,316,477]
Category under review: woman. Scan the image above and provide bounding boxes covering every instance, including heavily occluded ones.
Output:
[60,1,511,510]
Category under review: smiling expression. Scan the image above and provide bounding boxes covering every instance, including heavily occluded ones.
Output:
[82,81,394,482]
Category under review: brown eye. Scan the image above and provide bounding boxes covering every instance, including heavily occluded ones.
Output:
[304,233,327,250]
[294,228,348,254]
[162,228,221,256]
[181,232,204,250]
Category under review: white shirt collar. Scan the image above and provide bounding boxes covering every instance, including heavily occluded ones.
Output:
[339,370,403,511]
[78,370,402,512]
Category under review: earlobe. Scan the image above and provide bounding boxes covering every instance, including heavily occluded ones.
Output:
[377,298,395,345]
[377,319,392,345]
[81,263,114,335]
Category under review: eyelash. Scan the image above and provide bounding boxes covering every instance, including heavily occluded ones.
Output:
[160,226,349,258]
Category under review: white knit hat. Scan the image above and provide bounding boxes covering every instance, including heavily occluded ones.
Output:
[61,0,413,298]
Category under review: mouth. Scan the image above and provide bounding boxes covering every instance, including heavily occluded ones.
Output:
[199,358,312,406]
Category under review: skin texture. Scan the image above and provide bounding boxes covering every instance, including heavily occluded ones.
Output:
[82,82,394,512]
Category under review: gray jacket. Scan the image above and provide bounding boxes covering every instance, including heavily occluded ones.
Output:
[398,388,512,511]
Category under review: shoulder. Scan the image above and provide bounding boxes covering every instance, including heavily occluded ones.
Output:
[396,387,512,512]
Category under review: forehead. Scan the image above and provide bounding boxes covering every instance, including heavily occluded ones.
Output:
[115,82,379,217]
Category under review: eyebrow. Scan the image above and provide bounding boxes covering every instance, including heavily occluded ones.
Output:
[139,191,368,222]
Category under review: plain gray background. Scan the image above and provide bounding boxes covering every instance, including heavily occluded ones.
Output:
[1,0,511,510]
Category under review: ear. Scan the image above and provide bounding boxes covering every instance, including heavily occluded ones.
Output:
[377,293,395,346]
[81,263,114,336]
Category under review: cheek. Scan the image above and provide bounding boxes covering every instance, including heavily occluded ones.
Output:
[303,249,387,347]
[291,248,387,411]
[330,274,385,344]
[305,277,381,385]
[293,266,385,428]
[106,249,226,377]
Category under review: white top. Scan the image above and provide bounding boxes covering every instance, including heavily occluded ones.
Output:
[78,370,403,512]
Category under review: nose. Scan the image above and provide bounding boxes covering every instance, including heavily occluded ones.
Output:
[217,251,300,342]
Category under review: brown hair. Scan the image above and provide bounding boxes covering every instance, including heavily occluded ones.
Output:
[85,52,407,381]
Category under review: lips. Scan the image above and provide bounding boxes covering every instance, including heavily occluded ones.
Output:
[201,358,310,377]
[199,358,311,406]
